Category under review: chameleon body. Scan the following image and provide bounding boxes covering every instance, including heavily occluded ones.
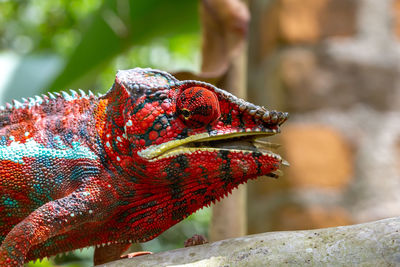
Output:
[0,68,288,266]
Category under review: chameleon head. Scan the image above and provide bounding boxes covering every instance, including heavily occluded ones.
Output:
[105,68,288,231]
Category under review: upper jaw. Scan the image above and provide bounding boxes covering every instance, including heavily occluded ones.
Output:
[138,129,285,163]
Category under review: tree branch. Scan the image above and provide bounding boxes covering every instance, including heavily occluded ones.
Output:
[99,217,400,266]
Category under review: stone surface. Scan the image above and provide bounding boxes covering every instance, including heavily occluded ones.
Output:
[279,123,354,189]
[249,0,357,65]
[279,48,399,112]
[269,204,352,231]
[279,0,326,43]
[286,109,400,222]
[248,0,400,242]
[318,0,358,39]
[278,0,357,43]
[393,0,400,38]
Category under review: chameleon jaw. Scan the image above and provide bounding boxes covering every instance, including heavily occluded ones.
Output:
[138,130,285,163]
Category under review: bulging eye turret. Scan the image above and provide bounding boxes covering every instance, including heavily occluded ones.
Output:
[177,87,220,128]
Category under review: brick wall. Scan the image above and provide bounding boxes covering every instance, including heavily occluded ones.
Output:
[247,0,400,233]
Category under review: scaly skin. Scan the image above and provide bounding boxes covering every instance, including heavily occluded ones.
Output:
[0,68,288,266]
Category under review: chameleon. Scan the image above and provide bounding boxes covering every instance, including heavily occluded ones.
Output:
[0,68,288,266]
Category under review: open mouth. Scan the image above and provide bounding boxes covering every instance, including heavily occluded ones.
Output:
[188,133,280,154]
[138,131,289,175]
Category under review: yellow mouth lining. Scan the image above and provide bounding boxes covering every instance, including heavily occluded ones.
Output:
[153,147,282,161]
[138,131,278,160]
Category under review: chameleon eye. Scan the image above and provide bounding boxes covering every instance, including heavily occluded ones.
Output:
[177,86,221,128]
[180,108,191,120]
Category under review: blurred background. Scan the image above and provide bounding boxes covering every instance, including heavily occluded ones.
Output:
[1,0,400,266]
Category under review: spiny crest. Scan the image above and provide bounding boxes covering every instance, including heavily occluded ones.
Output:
[0,89,97,112]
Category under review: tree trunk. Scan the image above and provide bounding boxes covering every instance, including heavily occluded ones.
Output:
[199,0,250,242]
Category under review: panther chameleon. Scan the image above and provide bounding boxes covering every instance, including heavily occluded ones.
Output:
[0,68,288,266]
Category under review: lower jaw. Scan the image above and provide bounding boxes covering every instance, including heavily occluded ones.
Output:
[146,148,283,179]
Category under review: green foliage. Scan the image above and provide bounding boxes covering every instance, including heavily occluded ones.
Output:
[97,34,201,92]
[48,0,200,91]
[0,0,201,91]
[142,207,211,253]
[0,0,100,55]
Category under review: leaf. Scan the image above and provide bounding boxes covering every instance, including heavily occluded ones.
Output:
[48,0,200,91]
